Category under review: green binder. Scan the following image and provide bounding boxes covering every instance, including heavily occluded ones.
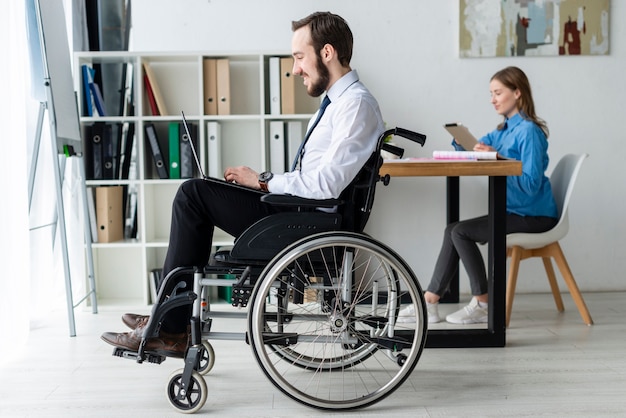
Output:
[168,122,180,179]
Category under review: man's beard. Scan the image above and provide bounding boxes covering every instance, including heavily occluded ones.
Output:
[308,55,330,97]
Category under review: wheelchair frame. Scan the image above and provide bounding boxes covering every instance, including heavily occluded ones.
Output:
[111,128,429,413]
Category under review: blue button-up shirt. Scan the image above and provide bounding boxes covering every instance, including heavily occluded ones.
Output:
[479,113,558,218]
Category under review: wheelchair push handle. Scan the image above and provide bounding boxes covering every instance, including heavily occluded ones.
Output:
[379,127,427,159]
[381,127,427,146]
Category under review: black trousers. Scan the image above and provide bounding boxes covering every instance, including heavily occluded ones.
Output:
[160,178,278,332]
[426,214,558,298]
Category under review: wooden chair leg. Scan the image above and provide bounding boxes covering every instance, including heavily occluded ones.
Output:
[541,256,564,312]
[548,242,594,325]
[506,246,522,327]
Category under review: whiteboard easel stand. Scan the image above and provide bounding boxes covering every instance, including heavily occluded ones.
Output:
[28,99,98,337]
[30,0,98,336]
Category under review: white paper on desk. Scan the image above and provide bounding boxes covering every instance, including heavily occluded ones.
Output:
[433,150,498,160]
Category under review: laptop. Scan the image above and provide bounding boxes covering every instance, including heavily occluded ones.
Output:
[180,111,256,191]
[443,123,478,151]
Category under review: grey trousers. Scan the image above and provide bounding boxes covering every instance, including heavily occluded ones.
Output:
[426,214,558,297]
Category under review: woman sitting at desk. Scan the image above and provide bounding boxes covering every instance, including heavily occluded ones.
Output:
[400,66,558,324]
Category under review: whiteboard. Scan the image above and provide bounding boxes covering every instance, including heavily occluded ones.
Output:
[28,0,83,155]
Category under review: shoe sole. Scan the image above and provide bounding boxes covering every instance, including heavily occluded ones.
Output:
[445,316,488,325]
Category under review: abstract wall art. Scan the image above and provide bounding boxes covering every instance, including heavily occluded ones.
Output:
[459,0,610,57]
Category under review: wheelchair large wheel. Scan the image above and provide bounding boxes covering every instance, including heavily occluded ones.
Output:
[248,231,427,410]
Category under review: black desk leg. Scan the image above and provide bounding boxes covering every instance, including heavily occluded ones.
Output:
[488,175,507,346]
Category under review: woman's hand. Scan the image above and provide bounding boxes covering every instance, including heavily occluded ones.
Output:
[223,166,260,189]
[473,142,495,152]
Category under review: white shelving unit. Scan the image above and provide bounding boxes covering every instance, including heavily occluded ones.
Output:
[74,51,319,305]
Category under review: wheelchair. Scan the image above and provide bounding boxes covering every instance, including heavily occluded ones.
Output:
[111,127,428,413]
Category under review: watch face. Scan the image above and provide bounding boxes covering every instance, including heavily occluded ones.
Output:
[259,171,273,182]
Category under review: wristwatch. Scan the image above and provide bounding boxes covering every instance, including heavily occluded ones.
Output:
[258,171,273,192]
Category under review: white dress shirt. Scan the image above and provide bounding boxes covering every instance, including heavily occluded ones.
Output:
[268,70,384,199]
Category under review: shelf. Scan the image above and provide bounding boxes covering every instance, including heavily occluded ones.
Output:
[76,51,316,305]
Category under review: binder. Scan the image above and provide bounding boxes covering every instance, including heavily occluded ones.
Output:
[81,64,95,116]
[119,122,135,181]
[86,187,98,243]
[143,73,159,116]
[144,123,168,179]
[95,186,124,243]
[87,122,105,179]
[202,58,218,115]
[124,184,138,239]
[269,121,286,173]
[89,79,107,116]
[112,122,123,179]
[168,122,180,179]
[286,121,303,166]
[180,121,197,178]
[269,57,281,115]
[280,57,296,114]
[216,58,231,115]
[143,62,169,115]
[207,121,222,178]
[149,268,163,304]
[101,123,115,179]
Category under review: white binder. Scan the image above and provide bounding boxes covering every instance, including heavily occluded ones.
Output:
[269,121,285,172]
[269,57,281,115]
[207,121,222,178]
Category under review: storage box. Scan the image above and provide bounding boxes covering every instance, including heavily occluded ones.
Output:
[95,186,124,243]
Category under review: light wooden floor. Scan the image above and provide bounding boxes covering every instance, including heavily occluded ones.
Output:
[1,291,625,417]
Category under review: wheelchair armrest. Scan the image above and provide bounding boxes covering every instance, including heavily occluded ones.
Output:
[260,193,343,208]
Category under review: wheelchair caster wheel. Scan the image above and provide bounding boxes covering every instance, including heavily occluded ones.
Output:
[166,368,207,414]
[396,354,407,366]
[197,341,215,375]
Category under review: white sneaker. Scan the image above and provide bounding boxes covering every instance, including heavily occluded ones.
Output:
[396,304,416,323]
[396,303,441,324]
[445,298,488,324]
[426,302,441,323]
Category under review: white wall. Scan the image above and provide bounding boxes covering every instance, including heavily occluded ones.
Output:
[131,0,626,294]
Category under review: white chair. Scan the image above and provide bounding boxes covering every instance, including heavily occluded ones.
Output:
[506,153,593,327]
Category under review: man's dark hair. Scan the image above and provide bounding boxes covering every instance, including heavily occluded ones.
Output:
[292,12,353,67]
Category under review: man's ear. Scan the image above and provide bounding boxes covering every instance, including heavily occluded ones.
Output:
[320,43,335,63]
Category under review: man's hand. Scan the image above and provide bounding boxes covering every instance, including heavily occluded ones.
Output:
[223,166,261,189]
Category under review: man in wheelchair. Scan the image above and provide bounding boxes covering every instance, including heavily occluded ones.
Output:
[101,11,385,356]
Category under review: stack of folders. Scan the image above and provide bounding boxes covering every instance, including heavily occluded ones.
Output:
[202,58,231,116]
[85,121,135,181]
[144,121,209,180]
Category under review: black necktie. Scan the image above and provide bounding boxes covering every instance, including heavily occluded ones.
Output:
[290,95,331,171]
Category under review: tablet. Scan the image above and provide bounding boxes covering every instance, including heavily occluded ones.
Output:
[444,123,478,151]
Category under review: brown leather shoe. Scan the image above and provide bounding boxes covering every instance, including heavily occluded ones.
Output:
[101,330,188,358]
[122,313,150,330]
[144,334,188,358]
[101,330,142,351]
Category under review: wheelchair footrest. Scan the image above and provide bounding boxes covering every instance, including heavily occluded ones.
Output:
[112,347,166,364]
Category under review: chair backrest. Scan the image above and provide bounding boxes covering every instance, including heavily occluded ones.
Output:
[338,127,426,233]
[550,153,588,229]
[337,151,383,233]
